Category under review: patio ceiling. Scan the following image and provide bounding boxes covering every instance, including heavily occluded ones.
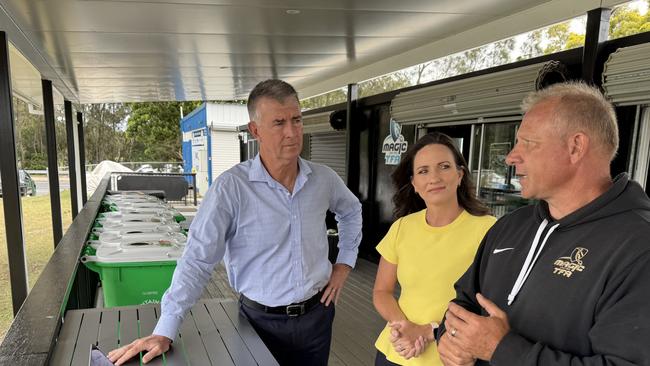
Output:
[0,0,628,104]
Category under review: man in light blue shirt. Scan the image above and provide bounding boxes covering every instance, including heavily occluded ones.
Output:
[109,79,363,365]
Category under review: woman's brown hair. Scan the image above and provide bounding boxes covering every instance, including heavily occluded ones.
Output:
[391,132,490,219]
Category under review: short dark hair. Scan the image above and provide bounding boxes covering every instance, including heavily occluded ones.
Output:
[247,79,299,121]
[391,132,490,219]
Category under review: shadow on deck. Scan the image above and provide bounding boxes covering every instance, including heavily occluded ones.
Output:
[200,259,385,366]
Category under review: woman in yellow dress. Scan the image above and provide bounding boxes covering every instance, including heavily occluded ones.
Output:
[373,132,496,366]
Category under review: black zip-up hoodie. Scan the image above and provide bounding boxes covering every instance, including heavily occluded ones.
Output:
[447,174,650,365]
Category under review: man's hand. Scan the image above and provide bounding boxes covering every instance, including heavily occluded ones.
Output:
[438,332,476,366]
[321,263,352,306]
[444,293,510,361]
[108,334,172,365]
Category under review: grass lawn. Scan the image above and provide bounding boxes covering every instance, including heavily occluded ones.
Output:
[0,190,72,343]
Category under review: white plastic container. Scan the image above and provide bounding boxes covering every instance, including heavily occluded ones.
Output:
[96,211,175,221]
[92,221,182,235]
[86,232,187,249]
[103,195,161,204]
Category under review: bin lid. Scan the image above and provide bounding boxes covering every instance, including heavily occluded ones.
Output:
[103,196,161,204]
[107,201,170,209]
[111,207,180,216]
[96,221,180,230]
[94,239,185,263]
[93,232,187,247]
[94,224,182,236]
[97,212,174,220]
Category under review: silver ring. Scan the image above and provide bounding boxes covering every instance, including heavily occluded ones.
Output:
[451,328,457,337]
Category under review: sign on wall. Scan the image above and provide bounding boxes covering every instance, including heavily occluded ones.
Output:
[382,119,408,165]
[192,129,206,146]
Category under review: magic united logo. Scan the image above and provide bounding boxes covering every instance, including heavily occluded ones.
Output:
[553,247,588,278]
[382,119,408,165]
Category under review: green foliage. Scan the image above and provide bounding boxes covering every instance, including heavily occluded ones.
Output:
[359,72,412,98]
[82,103,131,164]
[301,89,347,111]
[14,98,46,169]
[126,101,202,161]
[537,2,649,56]
[609,1,650,39]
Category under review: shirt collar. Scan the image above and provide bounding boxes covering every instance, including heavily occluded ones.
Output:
[249,154,312,191]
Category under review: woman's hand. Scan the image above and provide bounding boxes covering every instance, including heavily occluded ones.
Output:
[388,320,434,359]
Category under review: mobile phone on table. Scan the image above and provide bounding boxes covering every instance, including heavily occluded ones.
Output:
[89,344,116,366]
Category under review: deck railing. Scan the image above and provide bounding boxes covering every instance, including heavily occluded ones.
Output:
[0,176,109,365]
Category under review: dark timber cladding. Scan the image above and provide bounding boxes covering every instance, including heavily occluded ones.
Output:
[77,111,88,204]
[0,31,29,315]
[64,100,79,218]
[582,8,611,84]
[42,79,63,246]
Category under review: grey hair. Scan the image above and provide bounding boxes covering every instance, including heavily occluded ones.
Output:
[521,82,619,161]
[247,79,299,121]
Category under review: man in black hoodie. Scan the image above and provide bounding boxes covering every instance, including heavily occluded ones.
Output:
[437,82,650,365]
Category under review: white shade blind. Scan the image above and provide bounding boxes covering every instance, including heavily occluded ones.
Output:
[391,61,565,125]
[302,112,333,134]
[602,43,650,106]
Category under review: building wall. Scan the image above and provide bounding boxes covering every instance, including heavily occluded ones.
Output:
[210,130,240,181]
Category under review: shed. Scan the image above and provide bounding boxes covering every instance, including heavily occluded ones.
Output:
[181,103,249,195]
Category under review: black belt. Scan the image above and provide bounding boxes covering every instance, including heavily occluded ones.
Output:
[240,291,323,317]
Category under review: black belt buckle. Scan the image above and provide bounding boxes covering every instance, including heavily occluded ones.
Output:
[286,304,305,317]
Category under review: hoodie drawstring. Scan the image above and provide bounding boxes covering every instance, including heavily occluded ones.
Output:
[507,219,560,306]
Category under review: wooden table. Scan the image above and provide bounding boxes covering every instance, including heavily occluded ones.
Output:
[49,299,279,366]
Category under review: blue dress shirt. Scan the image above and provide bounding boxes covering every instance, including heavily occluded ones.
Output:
[153,155,363,340]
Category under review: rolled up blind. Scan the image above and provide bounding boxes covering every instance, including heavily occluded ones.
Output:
[302,111,333,134]
[602,43,650,106]
[391,61,566,125]
[310,131,347,182]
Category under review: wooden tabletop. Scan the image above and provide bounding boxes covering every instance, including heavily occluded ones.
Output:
[49,299,279,366]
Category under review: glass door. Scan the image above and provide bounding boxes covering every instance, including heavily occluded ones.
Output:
[471,122,531,218]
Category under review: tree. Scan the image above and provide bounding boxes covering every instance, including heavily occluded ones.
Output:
[520,1,650,57]
[301,89,347,111]
[358,72,412,98]
[14,97,47,169]
[126,101,202,161]
[609,1,650,39]
[82,103,131,164]
[517,30,544,61]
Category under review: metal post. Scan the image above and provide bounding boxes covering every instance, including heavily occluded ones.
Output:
[475,124,485,197]
[77,111,88,204]
[64,100,79,218]
[42,79,63,246]
[582,8,611,84]
[345,83,359,191]
[192,173,197,206]
[0,31,29,315]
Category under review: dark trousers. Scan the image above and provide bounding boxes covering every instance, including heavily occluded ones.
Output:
[239,299,335,366]
[375,350,401,366]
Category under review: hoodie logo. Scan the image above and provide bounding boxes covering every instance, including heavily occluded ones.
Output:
[553,247,588,278]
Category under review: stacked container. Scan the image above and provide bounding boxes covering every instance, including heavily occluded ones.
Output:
[81,191,188,307]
